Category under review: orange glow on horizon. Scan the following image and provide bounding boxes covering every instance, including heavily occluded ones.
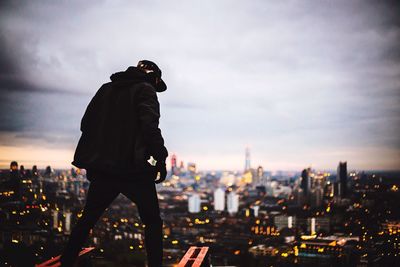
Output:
[0,145,74,169]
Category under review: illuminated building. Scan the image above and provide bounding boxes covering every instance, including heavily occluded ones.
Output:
[242,171,252,185]
[249,244,279,257]
[171,154,178,175]
[307,217,330,235]
[252,205,259,217]
[227,191,239,214]
[251,222,277,236]
[380,221,400,259]
[213,188,225,211]
[64,211,72,234]
[337,161,348,198]
[188,193,201,213]
[274,215,296,230]
[294,236,357,266]
[52,210,59,229]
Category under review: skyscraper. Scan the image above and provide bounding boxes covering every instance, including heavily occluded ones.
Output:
[300,168,310,196]
[171,154,178,175]
[214,188,225,211]
[9,161,20,200]
[253,165,264,186]
[244,146,251,171]
[227,191,239,214]
[188,193,201,213]
[337,161,348,197]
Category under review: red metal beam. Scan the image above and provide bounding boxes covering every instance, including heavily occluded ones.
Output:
[35,247,95,267]
[178,246,209,267]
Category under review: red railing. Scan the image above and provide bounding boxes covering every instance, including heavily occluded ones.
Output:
[177,246,209,267]
[36,247,95,267]
[37,246,209,267]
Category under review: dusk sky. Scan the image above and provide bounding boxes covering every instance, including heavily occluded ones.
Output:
[0,1,399,171]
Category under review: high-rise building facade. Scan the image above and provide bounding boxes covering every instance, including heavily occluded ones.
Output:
[171,154,178,175]
[300,168,310,196]
[227,191,239,214]
[337,161,348,198]
[214,188,225,211]
[253,165,264,186]
[188,193,201,213]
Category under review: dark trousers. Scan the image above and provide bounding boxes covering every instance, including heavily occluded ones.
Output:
[60,172,163,267]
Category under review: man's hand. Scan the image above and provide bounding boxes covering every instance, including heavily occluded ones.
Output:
[154,161,167,184]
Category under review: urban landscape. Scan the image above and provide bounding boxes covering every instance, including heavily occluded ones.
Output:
[1,1,400,267]
[0,148,399,266]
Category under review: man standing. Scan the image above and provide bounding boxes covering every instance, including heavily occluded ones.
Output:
[60,60,168,267]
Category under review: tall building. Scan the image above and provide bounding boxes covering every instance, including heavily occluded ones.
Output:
[337,161,348,198]
[52,210,59,229]
[187,162,196,175]
[171,154,177,175]
[307,217,330,235]
[9,161,20,200]
[252,205,259,217]
[188,193,201,213]
[214,188,225,211]
[227,191,239,214]
[300,168,310,196]
[274,215,297,230]
[10,161,18,172]
[311,186,324,207]
[64,211,72,234]
[253,165,264,186]
[244,146,251,171]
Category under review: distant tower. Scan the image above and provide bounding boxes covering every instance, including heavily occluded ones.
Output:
[337,161,348,197]
[10,161,18,172]
[171,154,178,174]
[254,165,264,185]
[214,188,225,211]
[244,147,251,171]
[32,165,38,177]
[19,165,26,178]
[9,161,20,199]
[188,193,201,213]
[227,191,239,214]
[300,168,310,196]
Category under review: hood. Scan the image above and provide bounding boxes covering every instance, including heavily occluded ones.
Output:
[110,66,166,92]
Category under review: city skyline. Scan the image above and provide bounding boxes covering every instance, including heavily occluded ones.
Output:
[0,1,399,171]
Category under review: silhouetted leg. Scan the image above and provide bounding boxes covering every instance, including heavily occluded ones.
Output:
[60,180,119,267]
[121,179,163,267]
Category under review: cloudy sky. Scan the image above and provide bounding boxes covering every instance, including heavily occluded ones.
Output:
[0,0,399,171]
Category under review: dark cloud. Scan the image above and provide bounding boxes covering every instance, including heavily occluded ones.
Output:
[0,0,399,170]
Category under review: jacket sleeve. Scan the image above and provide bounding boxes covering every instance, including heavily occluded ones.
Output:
[137,84,168,162]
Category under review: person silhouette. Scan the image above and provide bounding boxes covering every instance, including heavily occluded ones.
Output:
[60,60,168,267]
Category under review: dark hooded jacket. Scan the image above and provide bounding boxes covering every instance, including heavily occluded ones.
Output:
[71,66,168,178]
